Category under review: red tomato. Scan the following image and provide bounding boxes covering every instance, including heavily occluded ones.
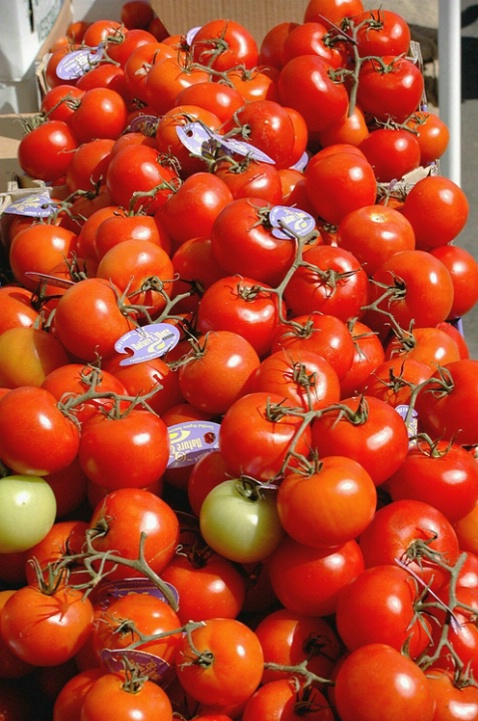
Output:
[88,487,180,581]
[356,55,425,123]
[214,158,283,206]
[25,519,89,586]
[17,120,77,181]
[0,386,80,476]
[311,394,410,486]
[339,318,386,397]
[218,391,312,482]
[277,456,377,548]
[197,275,284,358]
[242,678,335,721]
[145,55,211,115]
[9,222,78,291]
[400,175,470,249]
[353,9,412,56]
[190,19,259,71]
[79,671,173,721]
[278,54,349,133]
[427,668,478,721]
[175,618,264,707]
[250,346,341,411]
[318,105,370,148]
[78,408,170,490]
[335,565,432,658]
[387,438,478,523]
[123,40,176,102]
[336,204,416,276]
[405,110,450,165]
[284,244,370,322]
[178,330,259,415]
[0,327,69,388]
[268,536,365,617]
[0,591,33,679]
[67,87,128,143]
[65,137,115,193]
[304,147,377,225]
[50,668,104,721]
[359,498,460,590]
[282,20,345,68]
[40,84,85,122]
[334,643,435,721]
[94,210,171,260]
[430,244,478,319]
[303,0,365,26]
[175,81,244,125]
[233,99,299,168]
[359,128,421,182]
[361,355,433,407]
[383,325,461,368]
[187,450,231,517]
[0,585,94,667]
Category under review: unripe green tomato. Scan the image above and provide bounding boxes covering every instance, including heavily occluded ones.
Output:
[0,475,56,553]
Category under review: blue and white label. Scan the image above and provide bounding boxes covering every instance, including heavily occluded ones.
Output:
[115,323,180,366]
[167,421,221,468]
[269,205,316,239]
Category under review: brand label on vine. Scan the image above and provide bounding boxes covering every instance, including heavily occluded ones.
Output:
[3,192,58,218]
[115,323,180,365]
[167,421,221,468]
[56,47,103,80]
[176,121,275,164]
[93,577,179,610]
[269,205,316,239]
[101,649,173,684]
[395,404,419,442]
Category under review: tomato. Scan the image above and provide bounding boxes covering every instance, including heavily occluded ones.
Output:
[79,671,173,721]
[78,408,170,490]
[159,172,234,248]
[0,475,56,554]
[0,327,70,388]
[0,584,94,667]
[318,104,370,148]
[105,144,179,214]
[123,40,176,102]
[400,175,470,249]
[277,456,377,548]
[88,487,179,581]
[145,55,212,115]
[190,19,259,71]
[356,55,425,123]
[51,667,105,721]
[268,536,365,616]
[303,0,364,24]
[259,21,299,68]
[197,275,284,358]
[187,450,231,517]
[242,677,335,721]
[178,330,259,415]
[174,81,244,125]
[369,249,455,332]
[335,564,432,657]
[359,128,421,183]
[52,277,135,363]
[414,359,478,446]
[9,222,78,291]
[175,618,264,707]
[426,668,478,721]
[95,238,174,319]
[40,84,85,122]
[254,607,341,686]
[199,479,284,564]
[75,62,129,97]
[353,9,412,57]
[0,386,80,476]
[92,592,182,671]
[25,519,89,586]
[339,319,386,397]
[0,590,33,679]
[17,119,78,181]
[278,54,349,133]
[282,20,344,69]
[94,210,171,259]
[250,346,341,411]
[284,244,370,322]
[358,498,460,591]
[384,325,461,368]
[334,643,435,721]
[430,244,478,319]
[304,147,377,225]
[336,204,416,276]
[405,110,450,166]
[361,355,433,407]
[232,99,298,168]
[227,65,279,103]
[387,439,478,524]
[65,137,115,193]
[161,545,246,623]
[210,198,297,287]
[214,157,283,206]
[271,313,356,381]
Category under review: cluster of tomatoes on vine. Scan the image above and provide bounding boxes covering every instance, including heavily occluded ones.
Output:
[2,0,478,719]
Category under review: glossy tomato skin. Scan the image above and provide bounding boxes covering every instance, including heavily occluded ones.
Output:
[218,391,312,482]
[175,618,264,707]
[17,120,78,181]
[268,537,365,617]
[191,19,259,71]
[430,244,478,319]
[88,487,180,581]
[311,395,409,486]
[338,319,386,398]
[0,386,80,476]
[334,643,435,721]
[357,55,425,123]
[335,565,432,658]
[358,498,460,591]
[0,327,70,388]
[0,585,94,667]
[78,409,170,490]
[359,128,421,183]
[303,0,364,25]
[278,54,349,134]
[242,678,335,721]
[426,668,478,720]
[79,672,173,721]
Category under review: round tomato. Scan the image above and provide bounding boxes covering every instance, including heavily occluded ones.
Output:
[0,475,57,553]
[430,244,478,319]
[353,9,412,57]
[356,55,425,123]
[359,128,421,183]
[242,678,335,721]
[79,672,173,721]
[17,120,77,181]
[303,0,365,26]
[190,19,259,71]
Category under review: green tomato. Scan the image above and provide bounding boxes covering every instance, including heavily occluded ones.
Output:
[0,475,57,553]
[199,479,284,564]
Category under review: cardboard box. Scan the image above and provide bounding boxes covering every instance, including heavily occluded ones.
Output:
[0,0,73,114]
[150,0,305,44]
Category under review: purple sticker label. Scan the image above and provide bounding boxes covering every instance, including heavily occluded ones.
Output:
[176,121,276,164]
[115,323,180,366]
[269,206,316,239]
[56,47,103,80]
[129,114,159,136]
[93,577,180,610]
[167,421,221,468]
[3,192,58,218]
[186,25,202,45]
[101,648,173,684]
[290,150,309,172]
[395,404,419,442]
